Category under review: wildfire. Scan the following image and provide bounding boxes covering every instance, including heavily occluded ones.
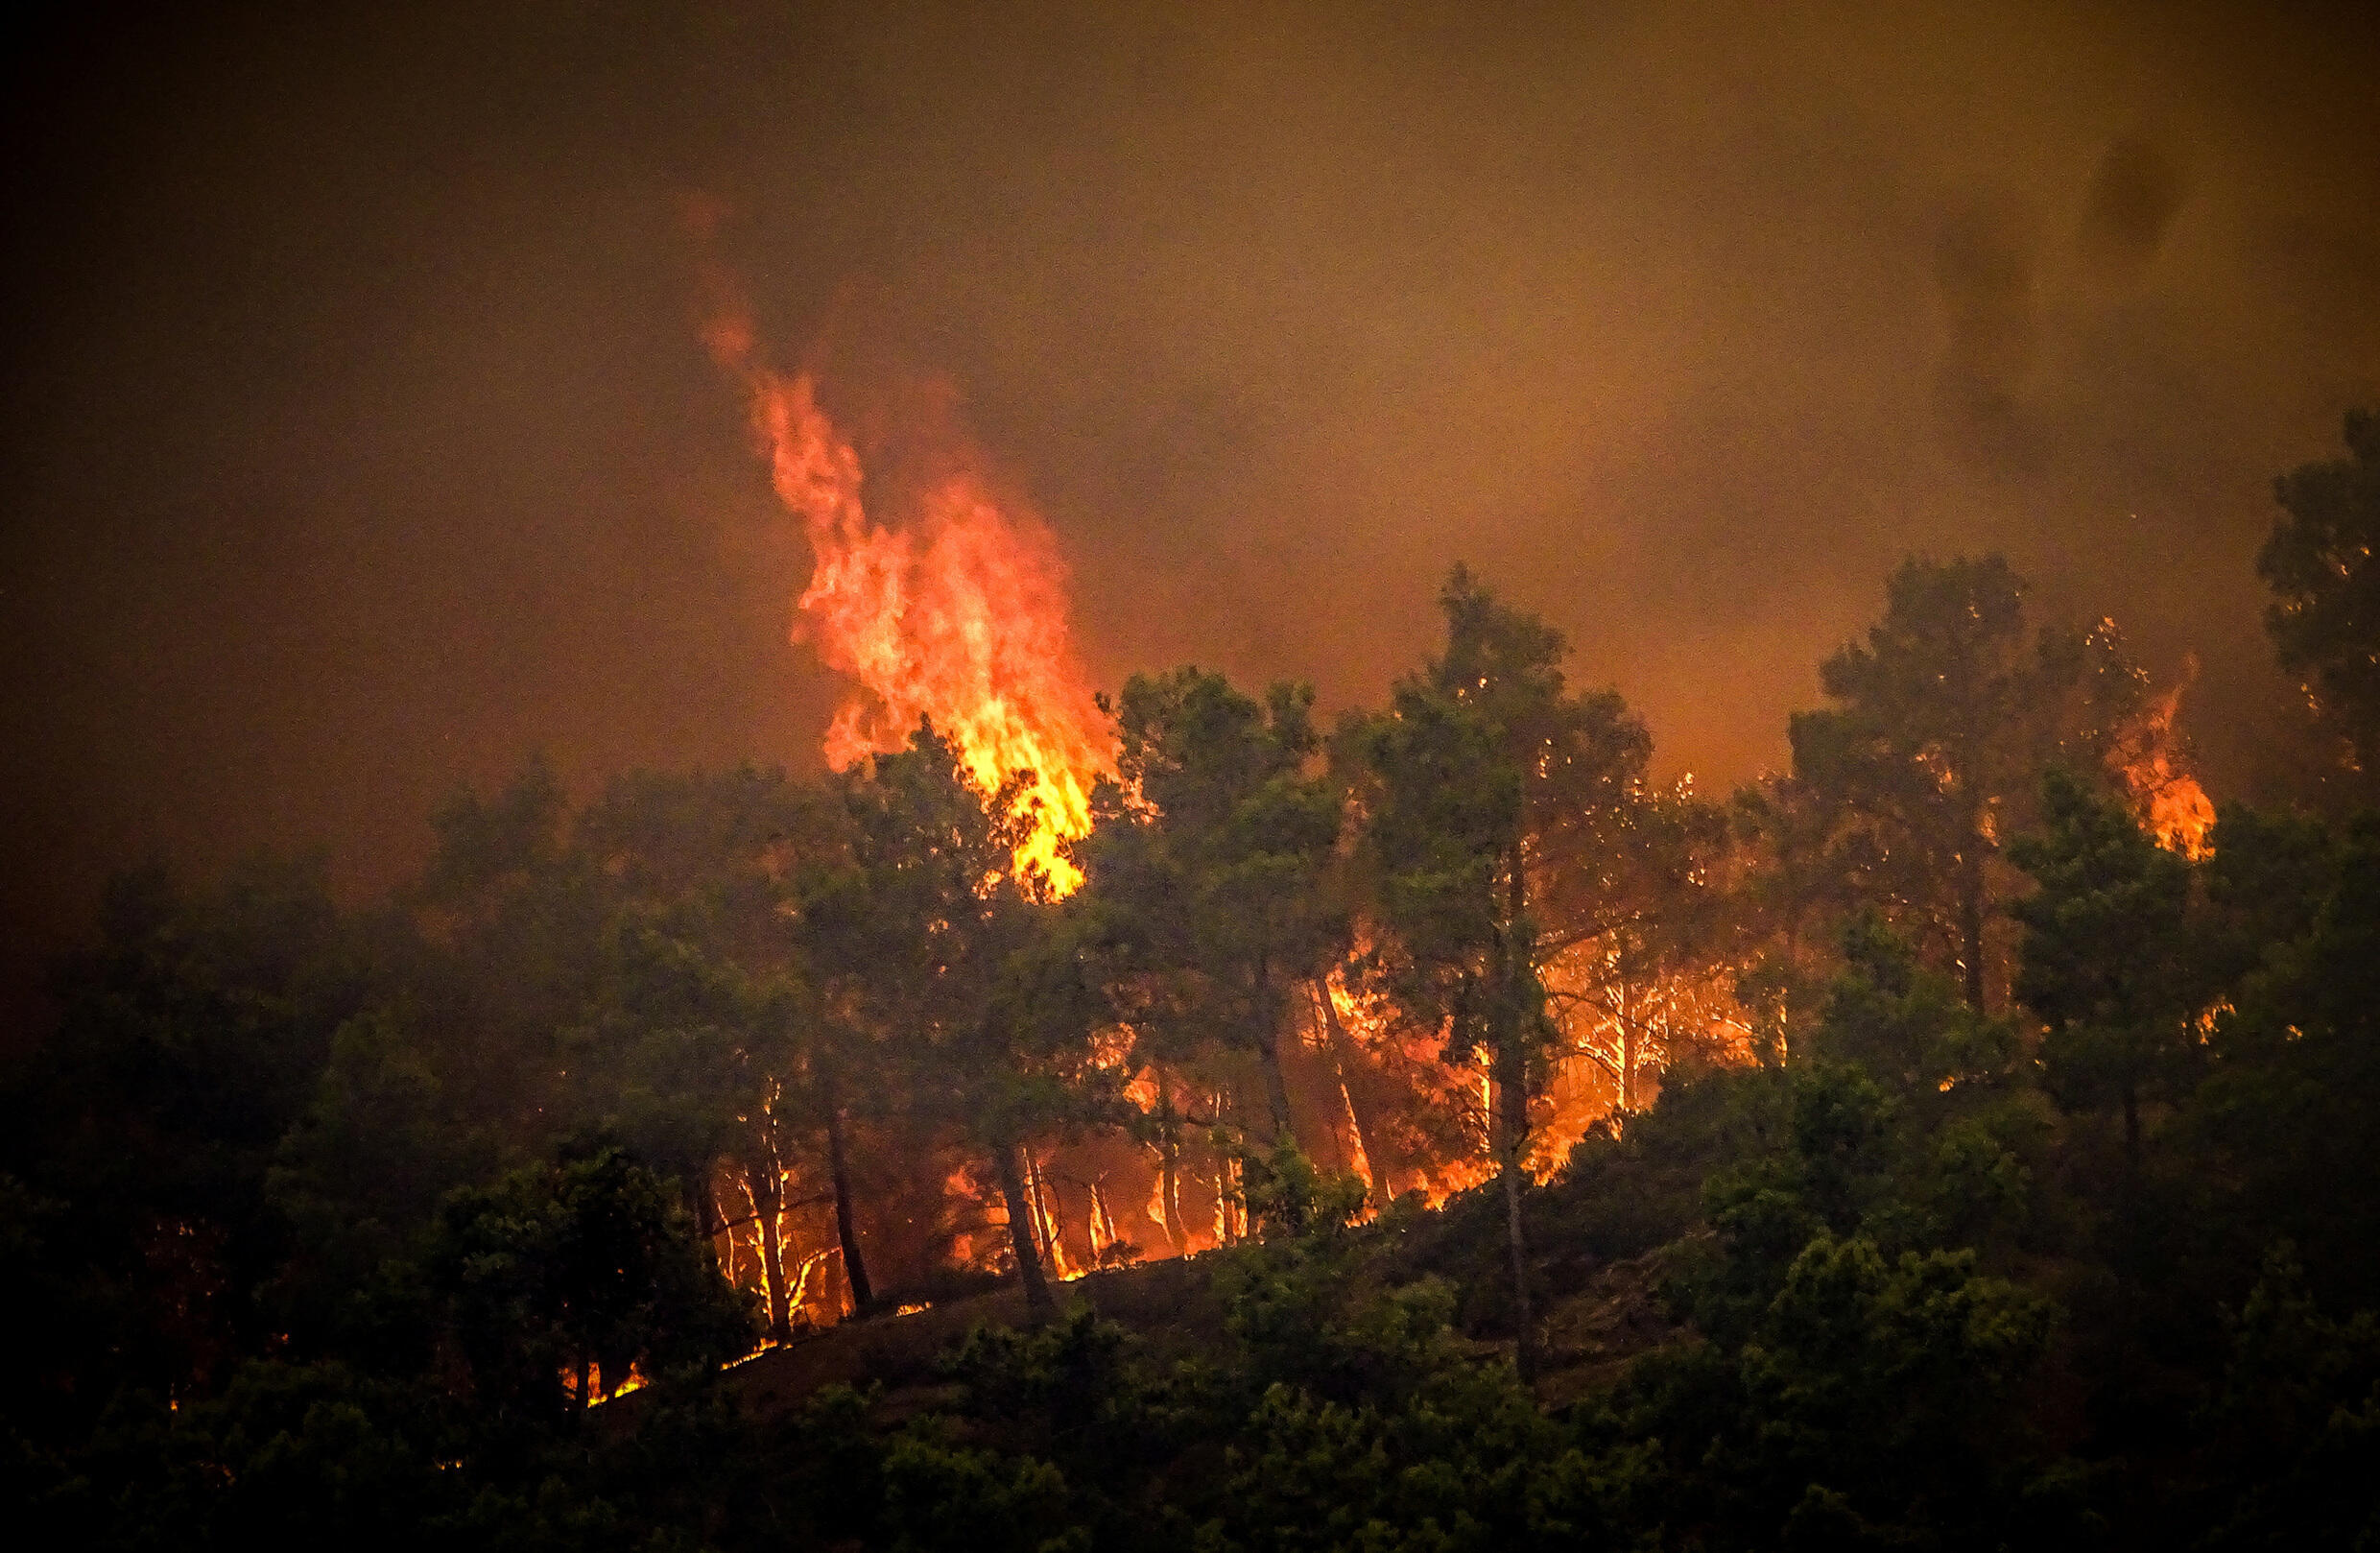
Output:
[2109,668,2216,861]
[679,227,1773,1329]
[702,300,1111,890]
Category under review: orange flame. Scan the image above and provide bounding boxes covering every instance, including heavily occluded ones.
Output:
[2110,669,2216,861]
[703,300,1110,890]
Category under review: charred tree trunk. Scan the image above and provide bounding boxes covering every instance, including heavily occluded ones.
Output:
[746,1161,792,1344]
[823,1089,873,1313]
[695,1173,725,1266]
[994,1144,1055,1321]
[1161,1143,1186,1254]
[1253,959,1297,1144]
[1257,1032,1297,1145]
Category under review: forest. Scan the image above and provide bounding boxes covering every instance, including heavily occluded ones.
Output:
[5,408,2379,1551]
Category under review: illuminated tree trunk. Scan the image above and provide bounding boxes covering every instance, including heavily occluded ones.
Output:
[746,1160,793,1344]
[1088,1181,1117,1263]
[994,1143,1055,1319]
[1213,1089,1244,1244]
[1156,1085,1186,1254]
[1025,1148,1072,1278]
[1161,1146,1186,1253]
[1617,969,1637,1112]
[823,1091,873,1313]
[1216,1145,1245,1244]
[1312,976,1384,1205]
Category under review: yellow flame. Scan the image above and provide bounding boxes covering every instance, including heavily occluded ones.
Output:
[703,304,1110,891]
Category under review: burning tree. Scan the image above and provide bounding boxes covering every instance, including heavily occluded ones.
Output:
[1532,771,1749,1144]
[557,768,885,1342]
[1345,564,1652,1379]
[1076,668,1347,1154]
[801,721,1121,1319]
[1781,557,2181,1012]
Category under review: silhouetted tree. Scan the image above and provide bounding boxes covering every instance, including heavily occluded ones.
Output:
[2261,407,2380,772]
[1346,564,1650,1379]
[1,853,373,1408]
[2188,810,2380,1306]
[1078,667,1345,1148]
[2010,770,2210,1173]
[429,1143,753,1414]
[571,768,878,1335]
[1787,556,2143,1010]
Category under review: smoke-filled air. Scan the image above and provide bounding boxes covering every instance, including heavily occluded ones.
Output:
[5,4,2380,1549]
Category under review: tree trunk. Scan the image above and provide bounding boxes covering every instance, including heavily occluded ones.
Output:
[1958,843,1988,1012]
[1088,1182,1117,1263]
[994,1144,1055,1321]
[1214,1090,1243,1244]
[824,1094,873,1313]
[1161,1144,1186,1254]
[1253,961,1296,1144]
[1312,978,1383,1204]
[1026,1148,1072,1279]
[1218,1149,1243,1244]
[747,1161,793,1344]
[695,1174,726,1271]
[1618,970,1637,1113]
[1500,843,1538,1384]
[1496,1030,1537,1383]
[1156,1085,1187,1255]
[1257,1032,1297,1144]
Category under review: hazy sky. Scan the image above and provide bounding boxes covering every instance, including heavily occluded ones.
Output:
[4,0,2376,1029]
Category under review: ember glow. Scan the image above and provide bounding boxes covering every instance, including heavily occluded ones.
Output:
[702,300,1112,890]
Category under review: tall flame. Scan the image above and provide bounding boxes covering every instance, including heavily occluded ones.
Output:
[2109,666,2216,861]
[703,306,1111,890]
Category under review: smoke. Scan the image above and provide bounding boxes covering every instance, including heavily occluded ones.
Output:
[2078,137,2191,282]
[1934,198,2042,463]
[2,0,2377,1031]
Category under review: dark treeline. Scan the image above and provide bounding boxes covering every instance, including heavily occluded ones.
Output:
[5,414,2379,1548]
